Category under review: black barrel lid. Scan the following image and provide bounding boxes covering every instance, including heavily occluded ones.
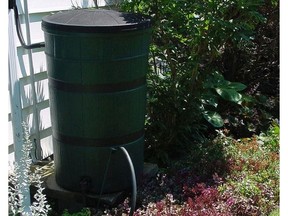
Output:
[42,9,151,33]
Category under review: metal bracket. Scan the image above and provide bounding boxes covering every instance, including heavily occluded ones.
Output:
[9,0,15,9]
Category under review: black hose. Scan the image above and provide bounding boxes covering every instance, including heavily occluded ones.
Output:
[119,147,137,216]
[12,1,45,49]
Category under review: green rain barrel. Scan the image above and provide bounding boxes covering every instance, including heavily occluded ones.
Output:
[42,9,151,194]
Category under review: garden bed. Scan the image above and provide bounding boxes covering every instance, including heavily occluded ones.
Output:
[60,122,279,216]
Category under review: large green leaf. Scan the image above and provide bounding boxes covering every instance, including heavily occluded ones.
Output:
[224,81,247,91]
[215,88,242,102]
[203,111,224,128]
[201,92,218,107]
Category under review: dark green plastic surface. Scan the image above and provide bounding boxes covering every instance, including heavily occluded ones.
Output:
[42,9,151,194]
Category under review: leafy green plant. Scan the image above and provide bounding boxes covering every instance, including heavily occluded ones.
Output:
[258,120,279,152]
[220,0,279,138]
[121,0,269,163]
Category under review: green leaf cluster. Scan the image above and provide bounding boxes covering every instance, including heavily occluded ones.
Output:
[121,0,268,162]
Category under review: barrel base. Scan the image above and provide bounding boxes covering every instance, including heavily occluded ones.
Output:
[53,136,144,194]
[30,162,158,213]
[46,173,125,205]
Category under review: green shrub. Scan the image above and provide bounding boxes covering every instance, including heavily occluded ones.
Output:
[120,0,273,164]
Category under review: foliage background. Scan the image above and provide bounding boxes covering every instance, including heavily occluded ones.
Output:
[121,0,279,165]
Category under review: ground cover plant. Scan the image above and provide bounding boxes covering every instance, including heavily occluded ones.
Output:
[93,121,279,216]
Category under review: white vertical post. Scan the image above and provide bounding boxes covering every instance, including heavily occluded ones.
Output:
[8,8,31,214]
[22,0,42,160]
